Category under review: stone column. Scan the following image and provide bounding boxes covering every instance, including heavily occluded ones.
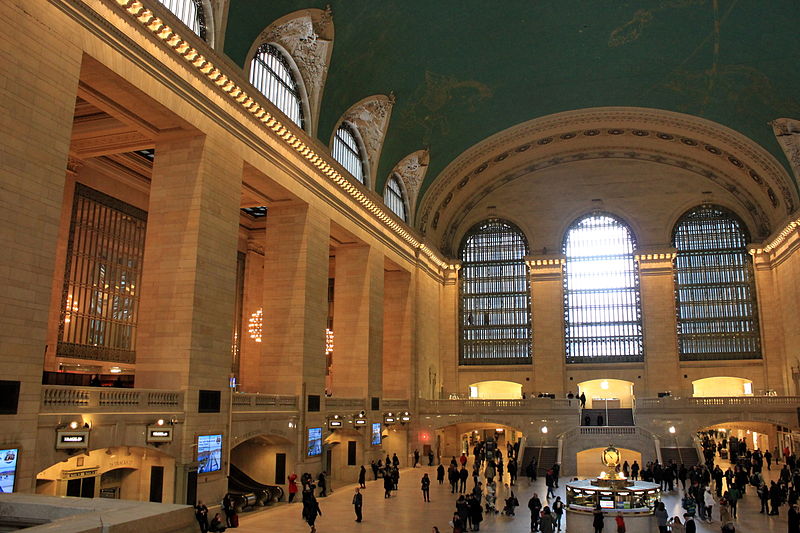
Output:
[752,252,788,394]
[331,245,384,399]
[260,203,330,397]
[237,237,265,393]
[439,265,460,396]
[0,1,82,490]
[637,250,681,397]
[136,133,242,503]
[383,269,413,399]
[528,256,566,396]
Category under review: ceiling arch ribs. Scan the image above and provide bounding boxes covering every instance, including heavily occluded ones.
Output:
[244,8,334,137]
[330,94,395,191]
[418,108,798,252]
[387,149,429,223]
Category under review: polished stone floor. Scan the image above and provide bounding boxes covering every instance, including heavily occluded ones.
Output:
[236,460,790,532]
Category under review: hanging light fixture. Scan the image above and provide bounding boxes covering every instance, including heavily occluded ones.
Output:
[248,308,263,342]
[64,294,78,324]
[325,328,334,354]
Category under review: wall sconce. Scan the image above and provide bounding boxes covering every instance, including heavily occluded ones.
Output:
[541,426,548,434]
[354,410,367,427]
[668,426,676,434]
[384,412,396,425]
[400,411,411,424]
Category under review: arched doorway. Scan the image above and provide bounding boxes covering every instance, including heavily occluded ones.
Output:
[468,380,522,399]
[576,447,641,478]
[692,376,753,397]
[35,447,174,502]
[577,379,635,408]
[230,434,294,488]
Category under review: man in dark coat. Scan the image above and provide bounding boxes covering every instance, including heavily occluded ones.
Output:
[352,487,363,522]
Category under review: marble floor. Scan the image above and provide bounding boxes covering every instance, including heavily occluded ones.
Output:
[235,460,790,532]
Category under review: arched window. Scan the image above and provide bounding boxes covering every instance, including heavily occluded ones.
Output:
[158,0,207,40]
[672,205,761,360]
[459,219,531,365]
[249,44,304,129]
[563,213,643,363]
[384,175,407,221]
[332,123,365,184]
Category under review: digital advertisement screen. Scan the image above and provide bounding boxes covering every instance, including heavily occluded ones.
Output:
[371,423,381,445]
[0,449,17,493]
[307,427,322,456]
[197,435,222,473]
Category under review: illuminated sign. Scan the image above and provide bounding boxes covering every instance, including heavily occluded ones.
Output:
[146,426,173,443]
[328,419,342,429]
[0,448,18,493]
[56,430,89,450]
[371,423,381,446]
[307,428,322,457]
[197,435,222,473]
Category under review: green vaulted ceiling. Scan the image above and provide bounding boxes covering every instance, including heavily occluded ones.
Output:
[225,1,800,199]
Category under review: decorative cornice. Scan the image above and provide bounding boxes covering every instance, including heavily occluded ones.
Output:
[750,216,800,256]
[111,0,450,271]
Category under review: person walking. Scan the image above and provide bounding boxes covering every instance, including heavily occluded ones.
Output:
[352,488,363,523]
[703,487,715,524]
[371,460,379,481]
[302,488,322,533]
[529,493,542,532]
[769,480,782,515]
[654,501,669,533]
[421,472,431,502]
[288,473,299,503]
[552,496,564,531]
[579,392,586,408]
[614,512,625,533]
[788,503,800,533]
[428,449,435,466]
[540,506,555,533]
[459,465,469,493]
[592,504,605,533]
[317,471,327,497]
[358,465,366,489]
[414,449,420,467]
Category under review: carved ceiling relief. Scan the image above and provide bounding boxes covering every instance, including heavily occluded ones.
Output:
[390,149,429,217]
[771,118,800,187]
[419,109,798,236]
[340,95,395,189]
[259,9,333,135]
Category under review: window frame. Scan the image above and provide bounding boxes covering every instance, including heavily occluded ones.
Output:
[562,212,644,364]
[332,122,367,185]
[672,204,762,361]
[157,0,208,41]
[383,174,408,222]
[249,43,306,130]
[458,218,532,366]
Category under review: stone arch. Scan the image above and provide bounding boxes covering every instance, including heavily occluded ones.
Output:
[418,107,797,254]
[330,94,395,190]
[244,8,333,136]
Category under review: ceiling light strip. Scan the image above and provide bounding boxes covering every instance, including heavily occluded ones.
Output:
[114,0,453,270]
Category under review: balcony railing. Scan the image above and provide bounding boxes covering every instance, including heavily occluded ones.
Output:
[325,398,366,410]
[231,393,298,412]
[636,396,800,409]
[418,397,580,414]
[579,426,638,435]
[41,385,183,413]
[382,399,410,410]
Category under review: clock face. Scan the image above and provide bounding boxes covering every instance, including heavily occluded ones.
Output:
[602,447,620,467]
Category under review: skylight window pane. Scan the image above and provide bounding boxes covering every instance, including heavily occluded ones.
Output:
[249,44,304,128]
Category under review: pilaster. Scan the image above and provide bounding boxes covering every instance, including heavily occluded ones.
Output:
[527,256,566,395]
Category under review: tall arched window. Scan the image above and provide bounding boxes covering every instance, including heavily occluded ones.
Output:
[459,219,531,365]
[384,175,407,221]
[672,205,761,360]
[332,123,365,184]
[563,213,643,363]
[249,44,305,129]
[158,0,207,40]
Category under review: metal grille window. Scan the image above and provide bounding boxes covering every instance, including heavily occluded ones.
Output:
[459,219,531,365]
[157,0,206,40]
[332,123,365,184]
[673,205,761,360]
[58,184,147,364]
[563,213,643,363]
[384,175,407,221]
[249,44,305,129]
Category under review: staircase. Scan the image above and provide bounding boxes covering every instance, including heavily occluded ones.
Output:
[580,408,635,426]
[660,447,701,466]
[521,446,558,476]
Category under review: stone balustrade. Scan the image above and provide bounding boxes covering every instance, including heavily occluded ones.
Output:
[418,397,580,414]
[325,397,367,410]
[578,426,638,435]
[231,392,298,411]
[382,399,410,410]
[636,395,800,409]
[40,385,183,413]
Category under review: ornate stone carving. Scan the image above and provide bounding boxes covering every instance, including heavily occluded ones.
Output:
[257,9,333,135]
[771,118,800,185]
[390,149,430,216]
[339,94,395,189]
[66,157,84,175]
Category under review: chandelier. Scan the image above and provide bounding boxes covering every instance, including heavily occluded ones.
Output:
[248,308,263,342]
[325,328,334,354]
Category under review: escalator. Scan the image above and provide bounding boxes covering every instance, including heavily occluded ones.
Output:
[227,464,284,511]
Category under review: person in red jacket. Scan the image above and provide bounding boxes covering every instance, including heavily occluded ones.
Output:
[288,473,299,503]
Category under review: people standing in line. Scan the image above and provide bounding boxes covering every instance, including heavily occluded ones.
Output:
[352,487,363,523]
[288,473,299,503]
[437,463,445,485]
[421,472,431,502]
[592,504,605,533]
[194,500,209,533]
